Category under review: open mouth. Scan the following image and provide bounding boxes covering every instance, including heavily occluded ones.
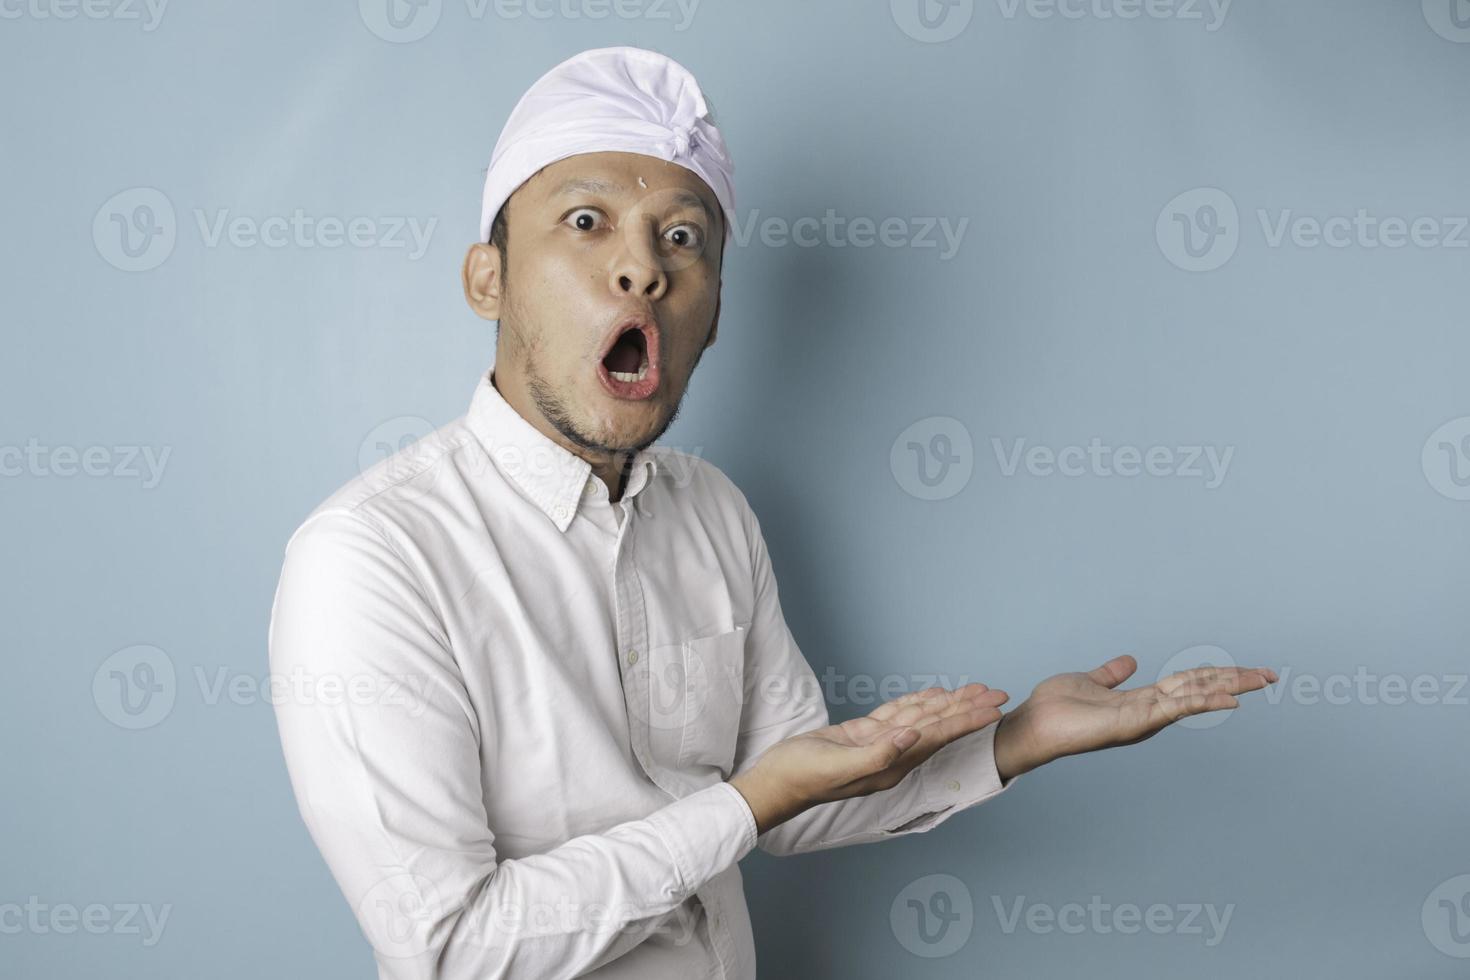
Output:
[597,318,661,400]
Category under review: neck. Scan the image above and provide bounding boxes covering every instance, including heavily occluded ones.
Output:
[490,366,632,501]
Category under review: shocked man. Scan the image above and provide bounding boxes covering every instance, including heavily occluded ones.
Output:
[267,45,1277,980]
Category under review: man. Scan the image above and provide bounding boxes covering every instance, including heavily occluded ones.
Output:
[268,46,1276,979]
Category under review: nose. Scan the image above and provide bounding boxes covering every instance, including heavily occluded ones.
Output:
[609,217,668,301]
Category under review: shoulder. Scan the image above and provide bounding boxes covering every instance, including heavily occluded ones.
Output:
[652,447,754,517]
[275,415,491,584]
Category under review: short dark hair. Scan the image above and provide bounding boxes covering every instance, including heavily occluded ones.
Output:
[488,201,509,277]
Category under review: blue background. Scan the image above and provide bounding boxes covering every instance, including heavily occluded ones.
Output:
[3,0,1468,976]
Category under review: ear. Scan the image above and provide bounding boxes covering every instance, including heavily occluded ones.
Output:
[462,243,504,321]
[704,291,721,349]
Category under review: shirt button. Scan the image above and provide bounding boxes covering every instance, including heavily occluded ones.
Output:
[626,649,639,665]
[583,480,596,496]
[946,779,962,792]
[553,503,568,520]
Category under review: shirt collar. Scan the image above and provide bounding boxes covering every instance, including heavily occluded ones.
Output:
[466,370,661,532]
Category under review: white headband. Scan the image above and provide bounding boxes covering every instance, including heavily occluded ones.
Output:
[478,46,735,245]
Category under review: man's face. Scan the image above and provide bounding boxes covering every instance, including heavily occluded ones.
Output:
[466,150,724,458]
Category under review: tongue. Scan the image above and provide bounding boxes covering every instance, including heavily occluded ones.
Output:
[603,333,643,374]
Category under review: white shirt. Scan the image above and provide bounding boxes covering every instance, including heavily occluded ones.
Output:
[268,370,1017,979]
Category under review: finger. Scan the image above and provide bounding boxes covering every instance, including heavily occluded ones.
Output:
[1153,690,1238,724]
[868,683,989,723]
[882,687,1011,731]
[846,690,1006,748]
[1086,654,1138,689]
[904,702,1005,753]
[1179,670,1274,699]
[1158,666,1275,698]
[908,689,1010,730]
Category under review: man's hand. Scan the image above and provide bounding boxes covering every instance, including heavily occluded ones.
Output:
[992,655,1278,781]
[729,684,1010,835]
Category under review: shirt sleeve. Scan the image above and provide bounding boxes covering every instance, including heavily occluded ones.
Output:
[267,509,757,980]
[727,496,1021,856]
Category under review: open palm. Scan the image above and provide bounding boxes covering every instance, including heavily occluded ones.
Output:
[996,655,1278,776]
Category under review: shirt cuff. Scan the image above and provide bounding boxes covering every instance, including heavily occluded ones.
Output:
[898,721,1018,833]
[645,781,759,897]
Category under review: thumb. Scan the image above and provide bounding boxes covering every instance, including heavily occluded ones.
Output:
[1086,654,1138,689]
[889,726,921,754]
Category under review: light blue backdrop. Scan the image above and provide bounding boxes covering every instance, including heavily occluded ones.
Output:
[3,1,1467,976]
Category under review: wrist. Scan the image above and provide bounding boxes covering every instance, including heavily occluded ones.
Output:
[728,767,802,836]
[994,709,1044,782]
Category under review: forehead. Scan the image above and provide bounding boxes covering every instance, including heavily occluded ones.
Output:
[519,151,720,216]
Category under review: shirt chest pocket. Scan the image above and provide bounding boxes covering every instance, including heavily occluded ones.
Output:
[642,624,748,778]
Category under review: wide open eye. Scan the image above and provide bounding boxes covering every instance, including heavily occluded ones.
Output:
[565,208,605,232]
[663,222,704,251]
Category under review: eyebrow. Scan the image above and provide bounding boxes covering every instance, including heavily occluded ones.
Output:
[548,177,715,223]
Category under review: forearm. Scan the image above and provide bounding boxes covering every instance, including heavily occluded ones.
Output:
[733,723,1015,857]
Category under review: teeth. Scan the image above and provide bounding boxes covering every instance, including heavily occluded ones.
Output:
[609,359,649,384]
